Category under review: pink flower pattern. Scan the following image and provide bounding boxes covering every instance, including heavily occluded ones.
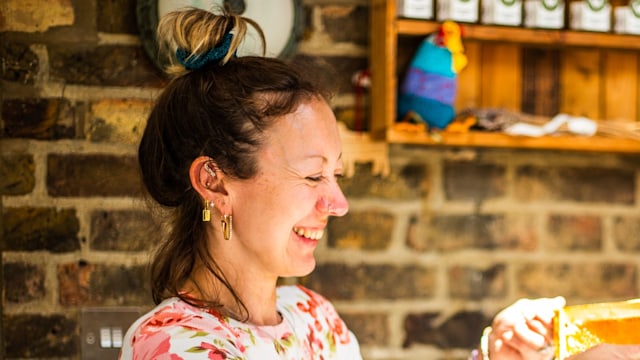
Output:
[119,285,361,359]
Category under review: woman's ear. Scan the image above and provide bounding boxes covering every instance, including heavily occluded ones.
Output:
[189,156,225,200]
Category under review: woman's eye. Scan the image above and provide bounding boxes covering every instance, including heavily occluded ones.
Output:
[306,173,344,183]
[306,176,324,182]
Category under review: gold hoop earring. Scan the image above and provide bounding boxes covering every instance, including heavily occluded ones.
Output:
[221,214,232,240]
[202,200,212,222]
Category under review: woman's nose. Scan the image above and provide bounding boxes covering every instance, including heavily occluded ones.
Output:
[317,185,349,217]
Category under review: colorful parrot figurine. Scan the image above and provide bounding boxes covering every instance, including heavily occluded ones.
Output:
[397,21,468,129]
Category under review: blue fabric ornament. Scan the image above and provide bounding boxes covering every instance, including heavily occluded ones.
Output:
[176,33,234,70]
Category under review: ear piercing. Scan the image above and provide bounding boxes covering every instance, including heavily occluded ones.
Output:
[202,200,213,222]
[204,163,216,178]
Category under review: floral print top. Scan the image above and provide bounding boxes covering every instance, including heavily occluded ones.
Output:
[119,285,362,360]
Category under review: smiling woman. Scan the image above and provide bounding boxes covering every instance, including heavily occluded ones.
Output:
[136,0,304,70]
[120,5,361,359]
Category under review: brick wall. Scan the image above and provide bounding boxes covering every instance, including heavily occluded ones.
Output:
[2,0,640,359]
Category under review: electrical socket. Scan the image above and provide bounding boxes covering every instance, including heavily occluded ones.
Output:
[81,307,144,360]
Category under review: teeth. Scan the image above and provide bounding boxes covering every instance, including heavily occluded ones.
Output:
[293,227,324,240]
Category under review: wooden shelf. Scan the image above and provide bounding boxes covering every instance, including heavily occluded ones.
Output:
[369,0,640,153]
[396,20,640,50]
[387,129,640,153]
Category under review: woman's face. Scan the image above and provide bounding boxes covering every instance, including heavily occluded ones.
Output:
[224,97,349,279]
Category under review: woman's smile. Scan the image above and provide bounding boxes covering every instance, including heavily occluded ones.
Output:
[292,227,323,250]
[292,226,324,241]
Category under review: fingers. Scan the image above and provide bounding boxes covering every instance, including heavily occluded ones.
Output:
[518,296,566,325]
[487,330,522,360]
[488,326,554,360]
[489,296,566,359]
[499,323,552,360]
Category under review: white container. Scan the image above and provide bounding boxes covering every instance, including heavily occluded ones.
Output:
[570,0,611,32]
[398,0,435,19]
[482,0,523,25]
[524,0,565,28]
[614,3,640,34]
[437,0,480,22]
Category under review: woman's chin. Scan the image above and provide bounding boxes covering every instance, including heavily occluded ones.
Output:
[289,258,316,278]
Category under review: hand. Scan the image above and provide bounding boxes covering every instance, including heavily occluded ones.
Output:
[488,296,566,360]
[567,344,640,360]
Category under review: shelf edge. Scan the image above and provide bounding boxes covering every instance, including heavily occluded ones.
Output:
[387,129,640,153]
[396,19,640,50]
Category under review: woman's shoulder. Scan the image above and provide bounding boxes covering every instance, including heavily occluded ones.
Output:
[276,285,343,329]
[120,298,244,359]
[135,297,241,336]
[136,297,226,325]
[276,285,334,312]
[277,284,327,301]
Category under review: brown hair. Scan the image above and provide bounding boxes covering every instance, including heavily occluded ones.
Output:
[138,7,334,316]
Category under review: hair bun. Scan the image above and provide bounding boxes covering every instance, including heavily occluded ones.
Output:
[156,7,266,75]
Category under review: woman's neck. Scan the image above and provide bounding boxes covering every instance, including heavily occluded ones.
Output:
[184,268,281,326]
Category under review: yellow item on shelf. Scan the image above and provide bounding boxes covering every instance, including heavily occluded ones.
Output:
[445,114,476,133]
[554,299,640,360]
[439,20,468,73]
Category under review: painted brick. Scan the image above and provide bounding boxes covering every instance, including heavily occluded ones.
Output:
[328,209,394,250]
[58,261,149,306]
[320,5,369,46]
[3,313,78,358]
[404,310,489,349]
[443,161,506,201]
[90,210,157,251]
[47,154,141,197]
[515,263,637,300]
[0,154,35,195]
[301,263,436,300]
[547,215,602,251]
[340,312,389,346]
[4,262,45,303]
[97,0,138,34]
[449,265,507,299]
[87,99,151,144]
[613,216,640,251]
[3,207,80,252]
[514,166,635,204]
[0,0,74,32]
[0,42,39,83]
[412,214,537,251]
[58,261,93,306]
[340,162,429,200]
[2,98,75,139]
[48,45,166,87]
[89,264,150,305]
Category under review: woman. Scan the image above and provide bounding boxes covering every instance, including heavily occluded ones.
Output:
[120,7,361,359]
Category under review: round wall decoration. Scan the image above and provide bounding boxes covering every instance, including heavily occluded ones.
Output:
[137,0,304,70]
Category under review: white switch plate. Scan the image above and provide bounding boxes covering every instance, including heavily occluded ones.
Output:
[81,307,144,360]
